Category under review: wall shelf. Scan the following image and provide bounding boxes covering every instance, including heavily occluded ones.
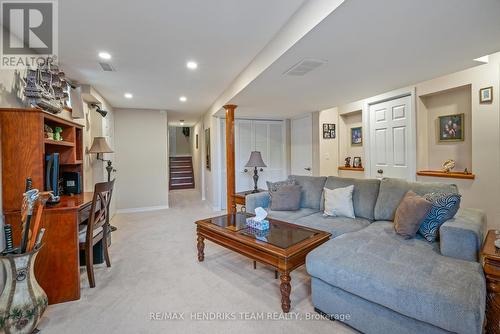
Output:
[416,170,475,180]
[338,166,364,172]
[44,139,75,147]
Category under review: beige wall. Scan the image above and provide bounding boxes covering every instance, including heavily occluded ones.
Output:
[169,126,191,156]
[316,107,339,176]
[190,122,203,191]
[315,58,500,230]
[419,85,472,171]
[114,108,169,211]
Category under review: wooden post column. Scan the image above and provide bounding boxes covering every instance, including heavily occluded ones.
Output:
[224,104,237,214]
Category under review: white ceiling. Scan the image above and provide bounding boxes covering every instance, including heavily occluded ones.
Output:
[229,0,500,118]
[58,0,305,125]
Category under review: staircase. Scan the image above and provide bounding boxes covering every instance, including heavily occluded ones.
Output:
[169,156,195,190]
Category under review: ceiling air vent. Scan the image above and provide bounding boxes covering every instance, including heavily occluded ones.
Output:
[99,62,115,72]
[283,58,327,76]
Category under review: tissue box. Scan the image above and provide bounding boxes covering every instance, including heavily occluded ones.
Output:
[246,217,270,230]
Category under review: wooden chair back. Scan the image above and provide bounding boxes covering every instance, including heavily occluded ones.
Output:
[85,180,115,244]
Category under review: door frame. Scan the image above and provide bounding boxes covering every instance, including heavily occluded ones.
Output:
[362,86,417,181]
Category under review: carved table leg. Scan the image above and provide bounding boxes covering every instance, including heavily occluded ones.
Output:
[197,235,205,262]
[280,271,291,313]
[486,277,500,334]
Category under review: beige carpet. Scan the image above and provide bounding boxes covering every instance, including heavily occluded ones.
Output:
[38,189,355,334]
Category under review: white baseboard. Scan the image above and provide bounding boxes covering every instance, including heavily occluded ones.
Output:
[116,205,169,214]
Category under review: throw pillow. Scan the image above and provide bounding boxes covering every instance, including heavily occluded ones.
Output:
[394,191,432,239]
[418,192,462,242]
[269,184,302,211]
[323,185,355,219]
[267,178,296,192]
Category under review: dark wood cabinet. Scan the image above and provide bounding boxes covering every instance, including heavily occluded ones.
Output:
[0,108,85,304]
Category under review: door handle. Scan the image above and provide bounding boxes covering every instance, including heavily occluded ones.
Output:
[259,168,264,172]
[304,167,311,171]
[243,169,248,173]
[377,169,384,174]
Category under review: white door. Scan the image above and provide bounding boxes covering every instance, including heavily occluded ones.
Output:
[369,95,412,179]
[235,120,285,192]
[291,114,313,175]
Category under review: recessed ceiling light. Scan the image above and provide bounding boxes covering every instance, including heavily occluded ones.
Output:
[186,61,198,70]
[98,51,112,60]
[124,93,133,99]
[179,96,187,102]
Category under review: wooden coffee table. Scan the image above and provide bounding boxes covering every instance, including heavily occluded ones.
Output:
[195,213,331,313]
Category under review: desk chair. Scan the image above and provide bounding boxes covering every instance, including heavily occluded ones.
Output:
[79,180,115,288]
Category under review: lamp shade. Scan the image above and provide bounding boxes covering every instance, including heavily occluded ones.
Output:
[245,151,267,168]
[89,137,114,154]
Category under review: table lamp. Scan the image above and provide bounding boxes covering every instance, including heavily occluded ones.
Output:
[89,137,115,182]
[245,151,267,193]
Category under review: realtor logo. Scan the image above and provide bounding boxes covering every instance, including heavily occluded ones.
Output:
[1,0,58,68]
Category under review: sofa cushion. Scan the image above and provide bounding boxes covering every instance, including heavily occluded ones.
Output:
[266,179,296,192]
[266,208,318,223]
[288,175,327,210]
[418,192,462,242]
[269,184,302,211]
[294,213,370,238]
[394,191,432,239]
[374,178,458,221]
[306,222,485,334]
[324,176,380,220]
[323,185,355,219]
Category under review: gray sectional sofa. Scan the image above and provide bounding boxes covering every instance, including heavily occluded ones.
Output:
[246,176,486,334]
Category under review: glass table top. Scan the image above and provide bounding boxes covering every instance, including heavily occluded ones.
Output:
[206,213,319,249]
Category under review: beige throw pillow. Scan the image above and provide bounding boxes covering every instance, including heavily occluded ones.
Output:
[323,185,355,219]
[394,191,432,239]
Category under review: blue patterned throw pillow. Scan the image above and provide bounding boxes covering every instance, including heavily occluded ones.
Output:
[418,192,461,242]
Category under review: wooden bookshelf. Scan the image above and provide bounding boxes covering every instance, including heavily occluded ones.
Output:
[44,138,75,147]
[338,166,365,172]
[417,170,475,180]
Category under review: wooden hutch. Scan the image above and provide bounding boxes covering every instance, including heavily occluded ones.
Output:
[0,108,86,304]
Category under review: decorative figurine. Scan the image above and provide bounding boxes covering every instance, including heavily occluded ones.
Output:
[344,157,351,168]
[44,124,54,140]
[441,159,456,173]
[54,127,63,141]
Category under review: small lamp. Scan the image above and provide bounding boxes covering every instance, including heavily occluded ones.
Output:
[245,151,267,193]
[89,137,115,181]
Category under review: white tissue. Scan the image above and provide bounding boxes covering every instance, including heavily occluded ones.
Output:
[254,207,268,222]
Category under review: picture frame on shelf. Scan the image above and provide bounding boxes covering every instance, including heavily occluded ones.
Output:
[322,123,336,139]
[353,157,362,168]
[438,113,464,142]
[479,86,493,104]
[351,127,362,146]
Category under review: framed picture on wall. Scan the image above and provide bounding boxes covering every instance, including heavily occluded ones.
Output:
[438,113,464,142]
[322,123,336,139]
[480,86,493,104]
[196,134,199,149]
[351,127,362,146]
[205,128,211,170]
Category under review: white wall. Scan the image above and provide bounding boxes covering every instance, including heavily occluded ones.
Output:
[316,107,339,176]
[114,108,169,211]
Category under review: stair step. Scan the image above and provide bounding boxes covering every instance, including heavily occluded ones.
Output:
[170,165,191,168]
[171,176,193,180]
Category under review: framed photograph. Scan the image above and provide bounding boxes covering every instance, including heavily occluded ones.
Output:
[323,123,335,139]
[438,113,464,142]
[353,157,362,168]
[195,134,199,149]
[205,128,211,170]
[480,86,493,104]
[351,127,362,146]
